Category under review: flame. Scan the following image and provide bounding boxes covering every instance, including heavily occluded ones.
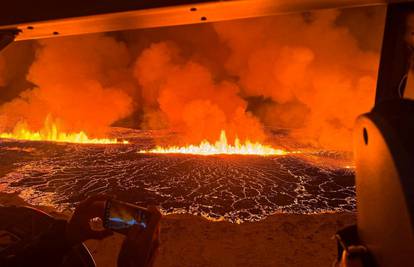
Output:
[0,121,128,144]
[140,130,287,156]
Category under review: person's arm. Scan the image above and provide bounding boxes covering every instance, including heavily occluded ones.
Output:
[1,219,74,267]
[1,195,113,267]
[118,206,162,267]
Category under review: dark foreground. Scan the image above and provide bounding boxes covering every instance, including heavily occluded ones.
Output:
[0,192,355,267]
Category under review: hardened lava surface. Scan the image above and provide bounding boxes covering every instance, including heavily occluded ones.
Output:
[0,130,355,222]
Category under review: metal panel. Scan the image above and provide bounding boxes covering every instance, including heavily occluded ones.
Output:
[0,0,391,41]
[375,2,414,103]
[354,100,414,266]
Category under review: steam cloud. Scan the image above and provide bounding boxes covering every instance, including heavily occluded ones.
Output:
[0,7,385,150]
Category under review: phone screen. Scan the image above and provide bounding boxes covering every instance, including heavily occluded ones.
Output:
[104,200,151,233]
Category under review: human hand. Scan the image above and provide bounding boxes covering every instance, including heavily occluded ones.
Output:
[117,206,162,267]
[65,195,113,245]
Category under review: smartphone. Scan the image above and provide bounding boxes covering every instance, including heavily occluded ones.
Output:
[103,199,151,235]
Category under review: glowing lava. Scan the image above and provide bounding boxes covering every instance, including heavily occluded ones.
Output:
[140,130,287,156]
[0,122,128,145]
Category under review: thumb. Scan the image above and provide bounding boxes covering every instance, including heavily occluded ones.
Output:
[90,229,113,240]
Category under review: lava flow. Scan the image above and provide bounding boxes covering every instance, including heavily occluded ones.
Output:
[0,122,128,144]
[140,130,288,156]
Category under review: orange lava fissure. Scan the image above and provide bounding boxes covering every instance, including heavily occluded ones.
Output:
[140,130,289,156]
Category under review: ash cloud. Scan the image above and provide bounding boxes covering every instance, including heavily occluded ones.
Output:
[0,6,386,150]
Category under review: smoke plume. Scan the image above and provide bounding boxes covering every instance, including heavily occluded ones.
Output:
[0,6,386,150]
[214,9,383,150]
[134,42,265,144]
[0,35,134,136]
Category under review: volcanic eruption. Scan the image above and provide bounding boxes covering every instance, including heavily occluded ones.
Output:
[0,117,128,144]
[139,130,289,156]
[0,7,384,221]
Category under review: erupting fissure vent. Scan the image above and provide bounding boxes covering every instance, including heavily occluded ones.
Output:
[0,121,128,144]
[140,130,290,156]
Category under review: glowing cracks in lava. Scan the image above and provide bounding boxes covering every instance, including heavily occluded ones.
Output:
[140,130,287,156]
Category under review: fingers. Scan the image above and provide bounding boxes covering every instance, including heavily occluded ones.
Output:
[146,206,162,233]
[154,225,160,242]
[89,229,113,240]
[76,194,114,220]
[126,224,144,241]
[147,206,162,225]
[126,207,161,243]
[118,207,162,267]
[89,216,106,231]
[148,206,162,220]
[80,194,113,207]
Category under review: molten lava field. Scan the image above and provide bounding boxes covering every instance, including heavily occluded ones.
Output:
[0,129,355,223]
